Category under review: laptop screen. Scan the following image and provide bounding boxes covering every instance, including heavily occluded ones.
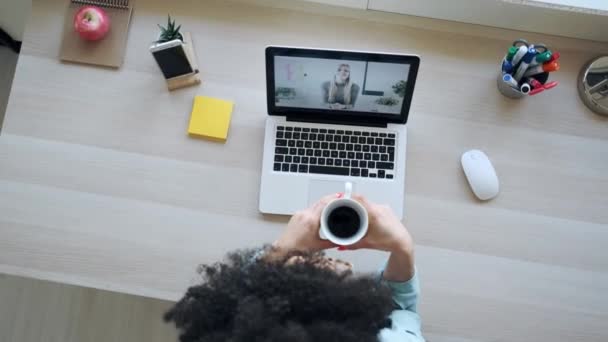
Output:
[274,56,409,115]
[266,47,420,124]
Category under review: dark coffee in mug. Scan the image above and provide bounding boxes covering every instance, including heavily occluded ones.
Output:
[327,206,361,238]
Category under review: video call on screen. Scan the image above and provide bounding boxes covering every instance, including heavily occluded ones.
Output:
[274,56,410,115]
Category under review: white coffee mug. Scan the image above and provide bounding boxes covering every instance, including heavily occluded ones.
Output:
[319,182,369,246]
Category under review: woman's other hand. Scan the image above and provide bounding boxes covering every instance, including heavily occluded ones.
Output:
[329,103,347,109]
[273,194,339,253]
[343,194,413,254]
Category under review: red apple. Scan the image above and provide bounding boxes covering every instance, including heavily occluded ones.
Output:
[74,6,110,41]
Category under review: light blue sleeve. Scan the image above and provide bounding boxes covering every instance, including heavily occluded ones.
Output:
[377,266,425,342]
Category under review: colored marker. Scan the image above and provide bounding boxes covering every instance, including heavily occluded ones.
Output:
[536,51,552,63]
[543,80,559,90]
[520,83,531,94]
[529,50,553,67]
[524,77,559,95]
[503,73,519,88]
[525,77,543,89]
[506,46,518,61]
[531,81,559,95]
[546,51,560,63]
[511,45,528,66]
[525,77,544,95]
[502,60,514,73]
[529,87,544,96]
[513,47,536,82]
[523,61,559,78]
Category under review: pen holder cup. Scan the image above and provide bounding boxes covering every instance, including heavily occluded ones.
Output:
[497,56,550,99]
[497,72,525,99]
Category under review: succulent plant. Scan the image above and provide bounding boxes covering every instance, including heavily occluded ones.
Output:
[375,96,399,106]
[392,80,407,98]
[157,15,183,43]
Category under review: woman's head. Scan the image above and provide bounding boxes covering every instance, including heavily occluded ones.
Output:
[328,64,353,105]
[165,248,394,342]
[335,64,351,84]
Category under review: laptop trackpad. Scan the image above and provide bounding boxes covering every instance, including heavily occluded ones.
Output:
[307,179,355,206]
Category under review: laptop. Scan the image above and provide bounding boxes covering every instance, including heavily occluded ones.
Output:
[259,46,420,219]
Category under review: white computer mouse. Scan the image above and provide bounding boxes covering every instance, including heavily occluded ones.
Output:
[461,149,499,200]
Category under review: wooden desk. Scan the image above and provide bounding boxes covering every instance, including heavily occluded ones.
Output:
[1,0,608,340]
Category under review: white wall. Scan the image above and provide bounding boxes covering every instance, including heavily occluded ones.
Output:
[367,0,608,42]
[299,0,608,42]
[528,0,608,13]
[0,0,32,41]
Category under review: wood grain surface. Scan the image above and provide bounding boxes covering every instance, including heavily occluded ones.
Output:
[0,274,177,342]
[1,0,608,340]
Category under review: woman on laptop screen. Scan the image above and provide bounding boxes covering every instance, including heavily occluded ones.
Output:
[322,63,360,110]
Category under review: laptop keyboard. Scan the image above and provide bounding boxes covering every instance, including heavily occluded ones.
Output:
[273,125,396,179]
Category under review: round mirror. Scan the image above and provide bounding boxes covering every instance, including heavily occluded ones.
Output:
[578,56,608,116]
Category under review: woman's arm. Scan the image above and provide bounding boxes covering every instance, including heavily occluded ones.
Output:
[343,196,423,341]
[350,84,360,107]
[384,240,415,282]
[321,81,330,104]
[342,195,420,311]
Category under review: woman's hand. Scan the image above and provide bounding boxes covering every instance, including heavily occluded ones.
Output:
[343,194,413,254]
[328,103,347,110]
[273,194,339,254]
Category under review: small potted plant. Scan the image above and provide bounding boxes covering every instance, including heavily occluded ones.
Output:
[155,15,183,44]
[374,96,399,112]
[275,87,297,102]
[392,80,407,98]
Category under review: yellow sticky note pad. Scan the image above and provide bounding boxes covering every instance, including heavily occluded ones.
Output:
[188,96,234,142]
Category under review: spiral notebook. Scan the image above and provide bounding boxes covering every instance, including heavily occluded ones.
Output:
[59,0,134,68]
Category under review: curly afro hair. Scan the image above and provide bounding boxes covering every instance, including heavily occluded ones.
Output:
[164,248,395,342]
